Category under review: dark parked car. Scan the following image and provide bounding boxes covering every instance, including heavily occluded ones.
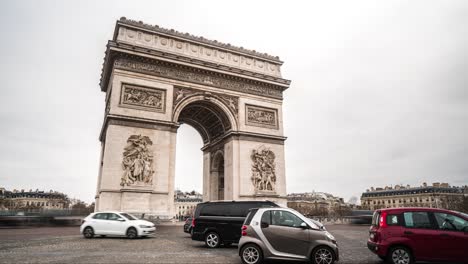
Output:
[367,207,468,264]
[183,217,192,234]
[191,201,279,248]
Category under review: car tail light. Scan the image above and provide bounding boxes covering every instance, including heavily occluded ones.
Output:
[191,218,195,228]
[379,211,388,228]
[241,225,248,236]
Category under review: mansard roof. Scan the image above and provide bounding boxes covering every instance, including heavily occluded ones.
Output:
[361,186,464,198]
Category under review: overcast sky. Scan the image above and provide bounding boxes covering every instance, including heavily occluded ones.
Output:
[1,0,467,203]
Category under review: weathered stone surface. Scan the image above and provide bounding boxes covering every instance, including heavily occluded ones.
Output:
[95,18,291,216]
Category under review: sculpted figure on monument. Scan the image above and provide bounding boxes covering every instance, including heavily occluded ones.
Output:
[122,85,164,110]
[121,135,154,187]
[251,146,276,192]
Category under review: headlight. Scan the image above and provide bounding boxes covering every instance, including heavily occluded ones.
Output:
[139,225,153,228]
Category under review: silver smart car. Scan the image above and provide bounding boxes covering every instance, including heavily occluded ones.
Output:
[238,207,339,264]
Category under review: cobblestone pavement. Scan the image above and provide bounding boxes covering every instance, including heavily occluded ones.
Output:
[0,224,443,264]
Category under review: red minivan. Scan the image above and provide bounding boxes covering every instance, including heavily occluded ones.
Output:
[367,207,468,264]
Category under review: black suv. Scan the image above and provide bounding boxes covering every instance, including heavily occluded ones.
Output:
[191,201,279,248]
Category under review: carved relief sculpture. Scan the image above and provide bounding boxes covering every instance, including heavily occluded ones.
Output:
[120,135,154,187]
[246,104,278,129]
[173,87,239,116]
[114,58,284,99]
[120,84,166,112]
[251,146,276,192]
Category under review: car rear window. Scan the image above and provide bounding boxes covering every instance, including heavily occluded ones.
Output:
[243,209,258,225]
[371,211,380,226]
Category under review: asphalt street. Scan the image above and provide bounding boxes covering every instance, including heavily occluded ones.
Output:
[0,224,410,264]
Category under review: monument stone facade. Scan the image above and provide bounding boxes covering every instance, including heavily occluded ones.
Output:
[95,18,291,218]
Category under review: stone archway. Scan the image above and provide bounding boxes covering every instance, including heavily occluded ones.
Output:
[173,95,235,202]
[94,18,291,218]
[210,150,225,201]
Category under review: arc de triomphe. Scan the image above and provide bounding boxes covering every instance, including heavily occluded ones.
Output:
[95,18,291,218]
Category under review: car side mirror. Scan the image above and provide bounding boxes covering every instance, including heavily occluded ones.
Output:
[300,222,309,229]
[261,222,269,228]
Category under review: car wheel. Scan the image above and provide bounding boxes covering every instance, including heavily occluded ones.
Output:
[83,227,94,239]
[388,246,413,264]
[312,246,335,264]
[205,232,221,248]
[126,227,138,239]
[241,244,263,264]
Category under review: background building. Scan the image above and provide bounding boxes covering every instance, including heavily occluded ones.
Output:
[0,187,70,210]
[287,192,352,217]
[361,182,468,211]
[174,190,202,220]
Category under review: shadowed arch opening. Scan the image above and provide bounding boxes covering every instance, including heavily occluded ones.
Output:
[211,150,225,200]
[175,99,234,145]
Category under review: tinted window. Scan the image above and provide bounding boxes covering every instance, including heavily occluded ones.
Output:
[387,214,400,226]
[92,213,107,220]
[434,213,467,232]
[200,204,229,216]
[231,203,252,217]
[261,211,271,225]
[257,202,277,209]
[271,210,303,228]
[403,212,432,229]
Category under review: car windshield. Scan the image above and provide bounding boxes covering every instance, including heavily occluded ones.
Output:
[303,217,321,230]
[120,213,138,220]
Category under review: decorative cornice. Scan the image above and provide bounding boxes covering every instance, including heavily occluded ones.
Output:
[201,131,286,151]
[99,114,179,142]
[98,189,169,195]
[117,17,282,62]
[99,43,290,96]
[104,52,286,99]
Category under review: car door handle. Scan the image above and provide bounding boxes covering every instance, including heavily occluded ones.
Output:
[404,231,413,235]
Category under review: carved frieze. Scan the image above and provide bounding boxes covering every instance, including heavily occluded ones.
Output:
[220,96,239,115]
[251,146,276,192]
[120,83,166,112]
[173,87,197,105]
[120,135,154,187]
[114,58,283,99]
[117,19,283,78]
[245,104,278,129]
[173,86,239,116]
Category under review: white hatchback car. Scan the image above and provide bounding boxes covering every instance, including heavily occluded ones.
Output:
[80,211,156,239]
